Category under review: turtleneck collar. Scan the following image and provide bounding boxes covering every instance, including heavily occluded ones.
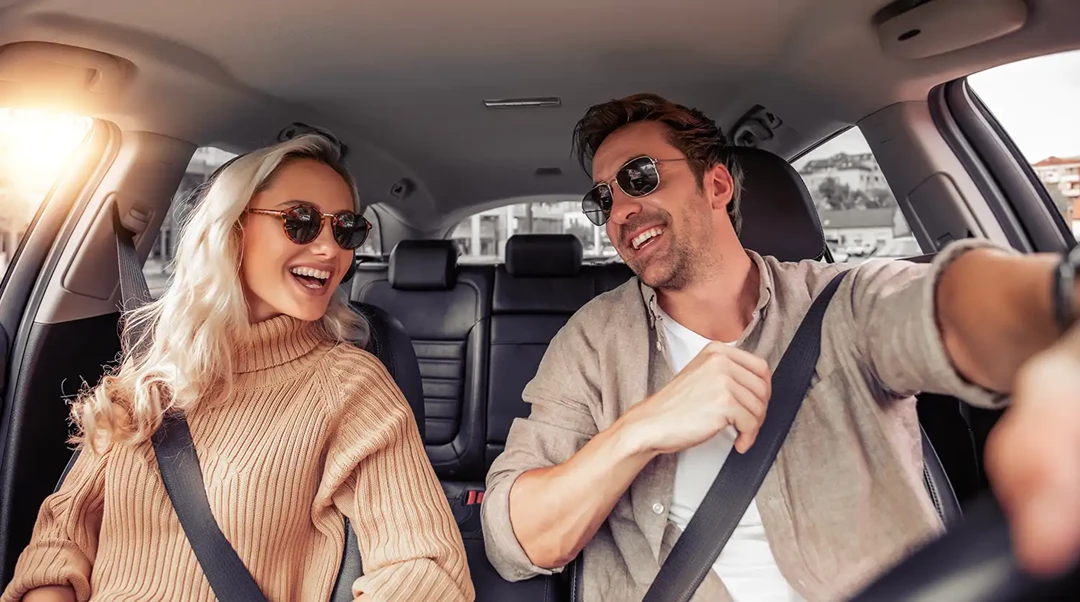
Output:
[233,314,327,375]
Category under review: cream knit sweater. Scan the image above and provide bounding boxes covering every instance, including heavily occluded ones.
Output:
[2,315,473,602]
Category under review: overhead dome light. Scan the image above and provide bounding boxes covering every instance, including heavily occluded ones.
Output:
[484,97,561,109]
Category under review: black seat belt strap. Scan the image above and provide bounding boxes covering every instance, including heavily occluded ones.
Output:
[642,270,850,602]
[151,416,270,602]
[113,203,269,602]
[113,205,152,318]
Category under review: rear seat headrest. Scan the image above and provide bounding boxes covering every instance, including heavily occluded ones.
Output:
[505,234,583,277]
[389,240,457,290]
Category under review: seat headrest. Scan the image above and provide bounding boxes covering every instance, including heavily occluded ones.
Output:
[505,234,583,277]
[389,240,457,290]
[733,147,828,262]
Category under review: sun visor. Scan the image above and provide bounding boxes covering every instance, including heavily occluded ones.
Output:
[0,42,132,111]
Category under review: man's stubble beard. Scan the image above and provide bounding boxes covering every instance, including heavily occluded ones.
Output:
[635,233,693,291]
[633,203,716,292]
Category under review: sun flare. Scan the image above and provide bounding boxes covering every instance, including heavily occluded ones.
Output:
[0,108,93,198]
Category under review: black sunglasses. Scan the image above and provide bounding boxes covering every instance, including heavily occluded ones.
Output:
[581,156,687,226]
[248,203,371,250]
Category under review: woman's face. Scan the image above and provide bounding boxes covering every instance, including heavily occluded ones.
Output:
[241,159,356,323]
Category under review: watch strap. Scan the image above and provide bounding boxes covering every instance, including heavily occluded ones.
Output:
[1052,245,1080,333]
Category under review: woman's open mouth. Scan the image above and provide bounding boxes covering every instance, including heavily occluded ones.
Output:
[289,266,332,294]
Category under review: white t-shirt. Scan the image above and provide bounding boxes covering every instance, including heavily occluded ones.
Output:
[658,306,803,602]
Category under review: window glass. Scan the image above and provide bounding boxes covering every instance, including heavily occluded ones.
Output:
[968,49,1080,240]
[144,147,238,297]
[358,206,381,256]
[791,128,914,262]
[450,201,620,263]
[0,109,92,279]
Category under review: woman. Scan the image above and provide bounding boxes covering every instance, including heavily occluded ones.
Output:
[2,131,473,601]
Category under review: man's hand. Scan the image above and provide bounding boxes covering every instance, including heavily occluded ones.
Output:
[498,342,770,571]
[622,343,772,455]
[987,324,1080,576]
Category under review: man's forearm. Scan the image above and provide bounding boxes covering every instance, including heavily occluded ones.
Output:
[507,414,656,569]
[937,249,1078,392]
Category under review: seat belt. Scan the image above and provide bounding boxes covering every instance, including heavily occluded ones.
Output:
[641,269,849,602]
[113,205,270,602]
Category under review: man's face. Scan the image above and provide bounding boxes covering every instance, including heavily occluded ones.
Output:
[593,121,727,290]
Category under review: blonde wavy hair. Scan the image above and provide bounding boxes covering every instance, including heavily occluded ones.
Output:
[73,132,367,451]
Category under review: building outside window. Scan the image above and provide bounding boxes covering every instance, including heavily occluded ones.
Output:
[792,128,910,262]
[451,200,618,263]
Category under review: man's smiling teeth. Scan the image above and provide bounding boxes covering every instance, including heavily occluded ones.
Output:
[290,266,331,280]
[631,227,664,250]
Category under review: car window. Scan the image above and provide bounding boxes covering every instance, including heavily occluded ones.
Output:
[871,236,921,259]
[968,49,1080,240]
[144,147,238,298]
[0,109,92,281]
[451,201,620,264]
[358,205,381,256]
[791,128,913,263]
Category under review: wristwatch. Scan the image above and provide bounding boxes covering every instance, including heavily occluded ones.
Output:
[1052,244,1080,333]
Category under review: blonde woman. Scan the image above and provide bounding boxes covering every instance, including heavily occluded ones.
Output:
[2,131,473,602]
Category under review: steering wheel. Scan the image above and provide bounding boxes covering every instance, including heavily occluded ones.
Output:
[850,494,1080,601]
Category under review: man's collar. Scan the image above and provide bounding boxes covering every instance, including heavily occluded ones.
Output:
[639,249,774,330]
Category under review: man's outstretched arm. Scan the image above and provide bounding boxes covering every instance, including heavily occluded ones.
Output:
[935,247,1076,392]
[853,240,1080,576]
[933,245,1080,576]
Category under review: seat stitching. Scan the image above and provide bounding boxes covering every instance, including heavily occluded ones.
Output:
[923,466,943,522]
[570,556,578,602]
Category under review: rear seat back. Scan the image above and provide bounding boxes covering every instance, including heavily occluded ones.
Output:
[353,237,600,601]
[487,235,631,466]
[353,236,632,480]
[352,240,492,481]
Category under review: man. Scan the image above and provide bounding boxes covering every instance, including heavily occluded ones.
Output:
[482,93,1080,601]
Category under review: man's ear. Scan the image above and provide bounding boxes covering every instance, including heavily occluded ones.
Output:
[703,163,734,211]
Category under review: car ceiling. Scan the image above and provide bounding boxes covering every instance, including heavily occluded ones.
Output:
[0,0,1077,233]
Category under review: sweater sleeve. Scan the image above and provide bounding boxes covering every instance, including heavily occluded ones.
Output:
[323,349,473,602]
[1,447,108,602]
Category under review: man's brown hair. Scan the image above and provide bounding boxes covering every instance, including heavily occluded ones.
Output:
[572,93,744,233]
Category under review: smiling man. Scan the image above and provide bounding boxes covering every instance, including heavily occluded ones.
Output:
[481,93,1080,601]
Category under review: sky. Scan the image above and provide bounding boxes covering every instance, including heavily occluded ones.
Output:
[969,49,1080,163]
[794,48,1080,168]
